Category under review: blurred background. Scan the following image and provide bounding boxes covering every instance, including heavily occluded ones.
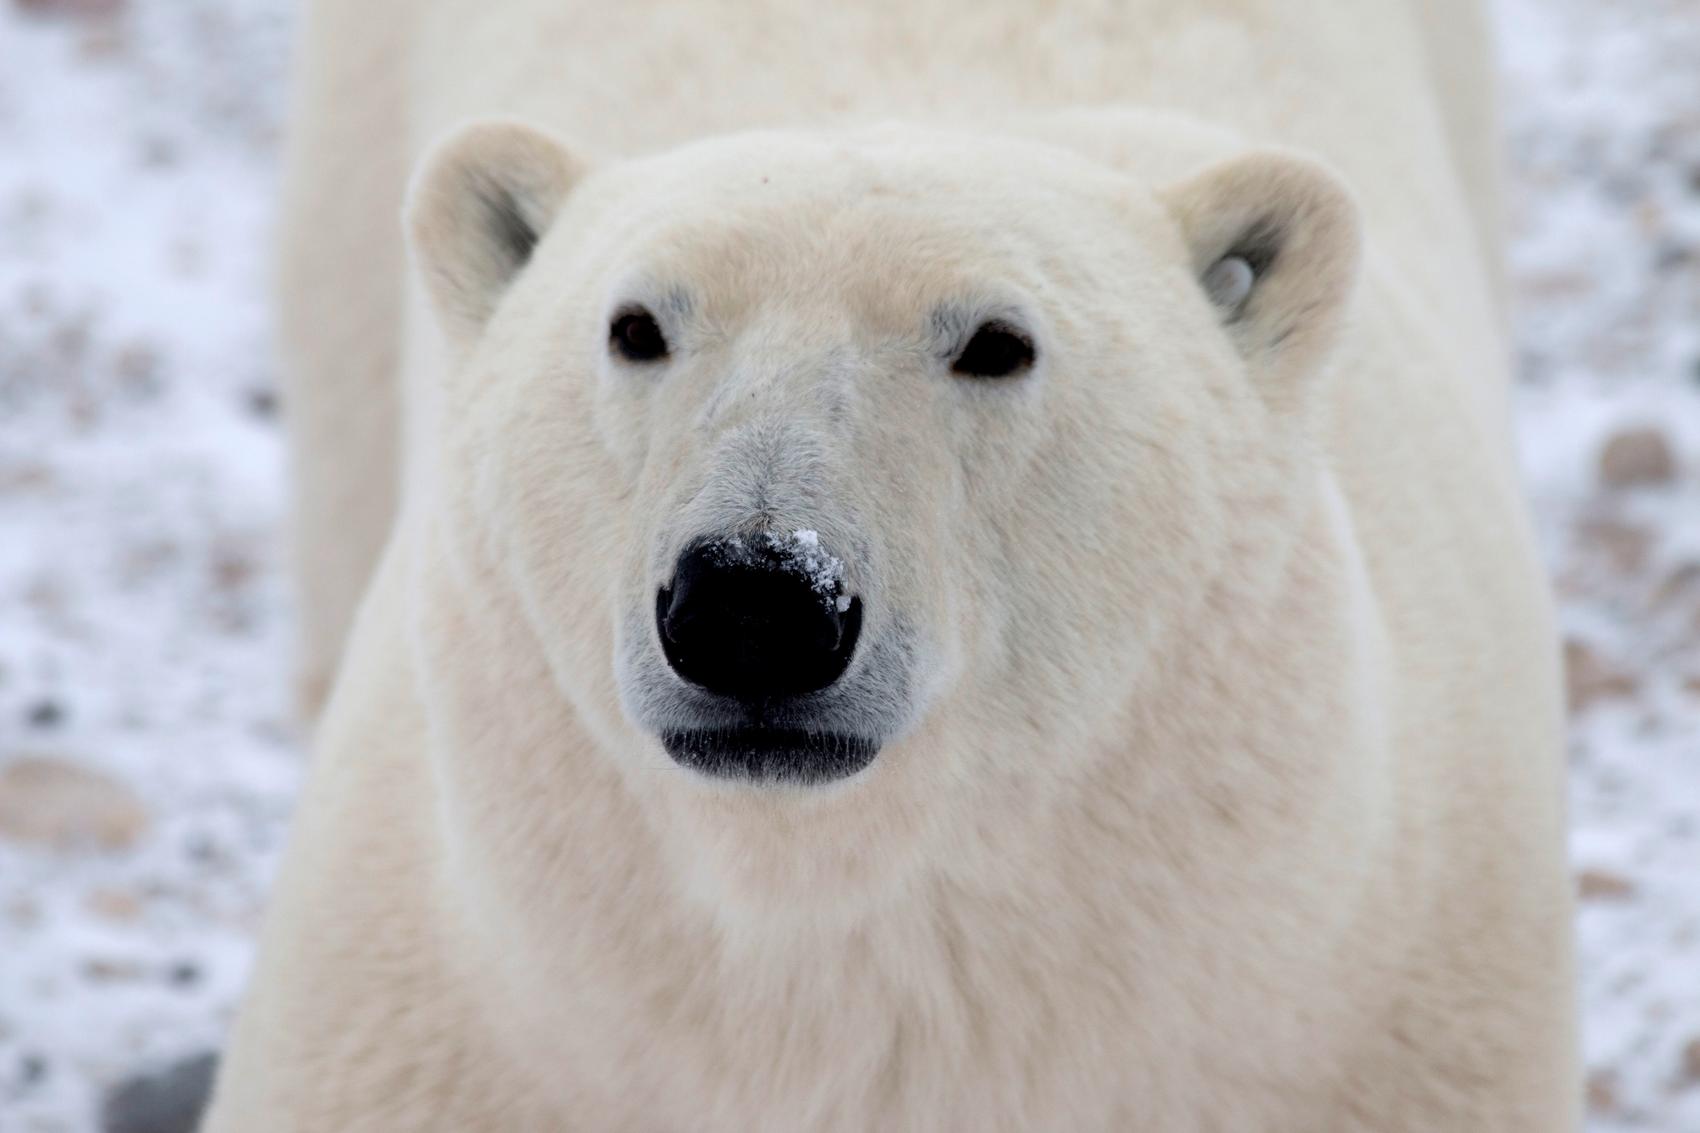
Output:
[0,0,1695,1129]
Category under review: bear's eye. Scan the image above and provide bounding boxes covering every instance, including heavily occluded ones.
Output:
[610,308,669,363]
[951,321,1035,379]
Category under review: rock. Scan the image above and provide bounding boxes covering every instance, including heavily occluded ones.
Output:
[83,957,146,983]
[26,698,65,728]
[1576,516,1653,575]
[0,461,55,493]
[1586,1068,1618,1114]
[5,896,42,929]
[101,1052,218,1133]
[77,18,126,57]
[1598,425,1677,489]
[244,387,278,420]
[1564,639,1638,713]
[14,0,124,17]
[210,547,256,595]
[1634,198,1664,236]
[1518,270,1591,299]
[1576,868,1637,901]
[1653,561,1700,610]
[85,887,143,922]
[137,136,178,171]
[1682,1037,1700,1086]
[1656,239,1694,270]
[16,1052,48,1091]
[114,341,162,397]
[0,756,149,851]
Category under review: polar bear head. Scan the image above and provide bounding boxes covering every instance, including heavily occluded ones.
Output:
[404,120,1360,917]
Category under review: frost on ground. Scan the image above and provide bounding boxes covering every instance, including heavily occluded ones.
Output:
[0,2,295,1128]
[0,0,1696,1129]
[1499,0,1700,1127]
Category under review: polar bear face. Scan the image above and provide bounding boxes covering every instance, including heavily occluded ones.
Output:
[407,123,1359,914]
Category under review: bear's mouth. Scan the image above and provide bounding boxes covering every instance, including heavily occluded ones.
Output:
[660,726,880,785]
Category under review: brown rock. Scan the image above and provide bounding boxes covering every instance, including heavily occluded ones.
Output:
[1564,638,1638,713]
[1682,1037,1700,1086]
[1653,561,1700,611]
[113,340,161,394]
[1552,566,1589,602]
[1576,868,1637,901]
[1586,1068,1618,1114]
[77,20,125,58]
[1518,270,1592,300]
[82,956,145,983]
[0,461,54,493]
[5,896,41,929]
[1635,198,1665,236]
[0,756,149,851]
[1576,516,1654,575]
[14,0,124,17]
[1598,425,1677,489]
[210,547,256,594]
[85,887,143,923]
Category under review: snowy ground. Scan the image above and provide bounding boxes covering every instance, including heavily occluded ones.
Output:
[1,0,1696,1128]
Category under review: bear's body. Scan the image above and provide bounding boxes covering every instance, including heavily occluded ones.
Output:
[213,1,1578,1129]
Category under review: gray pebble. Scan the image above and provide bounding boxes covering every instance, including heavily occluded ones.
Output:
[101,1051,218,1133]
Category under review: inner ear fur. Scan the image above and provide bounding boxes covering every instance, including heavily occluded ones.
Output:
[1162,150,1363,395]
[405,119,588,343]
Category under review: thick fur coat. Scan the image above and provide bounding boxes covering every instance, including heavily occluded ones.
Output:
[207,1,1578,1129]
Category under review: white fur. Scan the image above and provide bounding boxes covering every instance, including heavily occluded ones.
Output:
[216,1,1577,1129]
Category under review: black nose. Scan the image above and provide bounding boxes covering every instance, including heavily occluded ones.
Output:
[657,538,861,702]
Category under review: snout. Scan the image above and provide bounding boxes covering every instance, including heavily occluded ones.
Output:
[658,537,862,700]
[654,532,878,783]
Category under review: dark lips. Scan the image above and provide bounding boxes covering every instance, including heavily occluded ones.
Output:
[661,726,879,785]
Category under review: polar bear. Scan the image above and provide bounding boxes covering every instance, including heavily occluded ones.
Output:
[207,0,1577,1129]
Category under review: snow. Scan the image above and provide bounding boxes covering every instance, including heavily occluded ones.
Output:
[709,529,847,605]
[774,528,847,600]
[1497,0,1700,1125]
[1,0,1696,1128]
[0,2,296,1127]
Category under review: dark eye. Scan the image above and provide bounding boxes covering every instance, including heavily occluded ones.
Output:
[951,321,1035,378]
[610,308,669,363]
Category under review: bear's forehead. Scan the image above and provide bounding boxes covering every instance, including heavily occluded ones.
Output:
[585,154,1164,320]
[601,207,1052,335]
[554,132,1188,337]
[601,129,1153,254]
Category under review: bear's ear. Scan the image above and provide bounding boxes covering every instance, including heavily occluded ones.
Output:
[405,119,588,343]
[1161,151,1362,398]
